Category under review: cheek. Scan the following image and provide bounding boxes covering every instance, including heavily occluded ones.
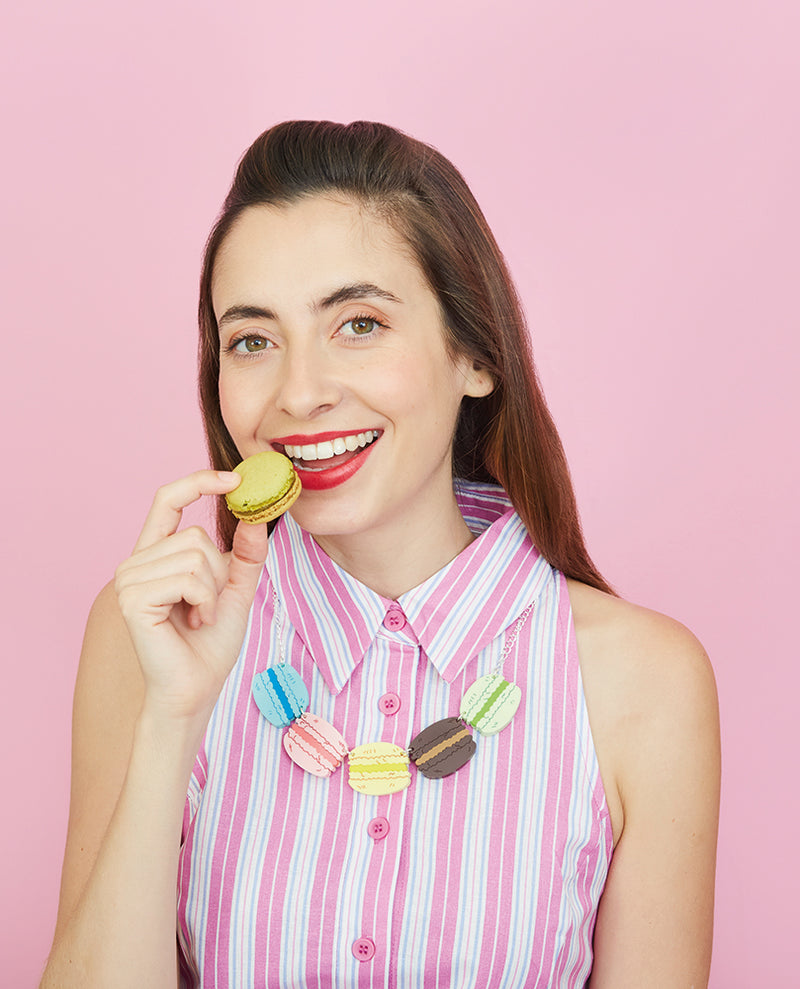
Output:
[218,373,260,439]
[218,376,236,430]
[381,359,468,431]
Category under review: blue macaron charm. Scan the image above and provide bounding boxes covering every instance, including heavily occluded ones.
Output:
[252,664,310,727]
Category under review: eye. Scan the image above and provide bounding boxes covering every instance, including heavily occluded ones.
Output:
[229,335,271,354]
[339,316,384,338]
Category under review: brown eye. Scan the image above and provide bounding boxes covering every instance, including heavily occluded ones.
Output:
[343,317,379,336]
[230,335,269,354]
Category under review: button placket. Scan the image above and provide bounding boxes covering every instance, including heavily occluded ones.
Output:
[351,638,416,972]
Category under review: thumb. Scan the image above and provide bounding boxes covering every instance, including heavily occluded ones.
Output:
[223,520,269,611]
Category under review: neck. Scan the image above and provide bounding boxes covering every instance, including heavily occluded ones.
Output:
[312,494,475,599]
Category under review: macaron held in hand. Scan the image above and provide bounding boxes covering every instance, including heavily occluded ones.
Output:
[225,451,301,524]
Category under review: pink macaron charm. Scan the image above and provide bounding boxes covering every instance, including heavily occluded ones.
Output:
[284,712,350,777]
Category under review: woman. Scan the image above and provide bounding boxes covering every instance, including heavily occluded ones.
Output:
[43,121,720,988]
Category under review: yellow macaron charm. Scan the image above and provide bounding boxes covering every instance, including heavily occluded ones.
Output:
[347,742,411,795]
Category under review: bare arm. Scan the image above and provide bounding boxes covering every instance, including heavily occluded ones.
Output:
[41,471,267,989]
[568,580,721,988]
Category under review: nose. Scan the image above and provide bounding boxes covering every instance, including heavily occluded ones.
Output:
[274,340,342,420]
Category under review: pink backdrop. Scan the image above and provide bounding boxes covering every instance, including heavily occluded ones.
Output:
[2,1,797,984]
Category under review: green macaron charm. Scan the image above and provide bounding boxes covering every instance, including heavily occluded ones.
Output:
[459,673,522,736]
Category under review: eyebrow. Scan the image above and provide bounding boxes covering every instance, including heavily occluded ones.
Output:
[217,304,275,328]
[314,282,403,311]
[217,282,403,329]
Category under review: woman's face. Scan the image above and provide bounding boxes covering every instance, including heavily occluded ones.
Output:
[213,195,492,546]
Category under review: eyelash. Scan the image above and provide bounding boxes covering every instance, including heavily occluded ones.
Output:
[224,312,388,358]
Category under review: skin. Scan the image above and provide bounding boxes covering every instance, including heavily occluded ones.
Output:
[42,195,719,988]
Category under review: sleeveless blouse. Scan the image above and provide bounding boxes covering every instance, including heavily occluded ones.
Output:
[177,482,612,987]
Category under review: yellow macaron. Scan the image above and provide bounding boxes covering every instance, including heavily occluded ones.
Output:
[225,451,301,524]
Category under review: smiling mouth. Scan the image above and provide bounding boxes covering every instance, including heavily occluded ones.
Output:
[276,430,380,472]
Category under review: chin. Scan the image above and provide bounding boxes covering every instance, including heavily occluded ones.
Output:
[287,501,373,540]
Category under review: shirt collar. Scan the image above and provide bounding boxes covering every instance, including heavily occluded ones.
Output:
[268,481,552,694]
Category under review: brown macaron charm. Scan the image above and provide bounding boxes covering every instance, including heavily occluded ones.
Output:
[408,717,477,780]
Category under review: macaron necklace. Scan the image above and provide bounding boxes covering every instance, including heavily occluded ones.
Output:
[251,593,534,796]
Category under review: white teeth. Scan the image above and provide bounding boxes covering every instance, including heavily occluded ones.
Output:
[283,431,379,463]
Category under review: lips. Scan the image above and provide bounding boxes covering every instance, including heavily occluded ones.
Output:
[272,430,381,491]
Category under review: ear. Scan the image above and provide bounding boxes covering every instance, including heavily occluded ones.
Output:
[462,360,495,398]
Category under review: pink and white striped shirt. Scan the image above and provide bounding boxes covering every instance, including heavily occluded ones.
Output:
[177,482,612,988]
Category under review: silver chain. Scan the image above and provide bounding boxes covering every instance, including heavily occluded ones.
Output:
[495,600,536,674]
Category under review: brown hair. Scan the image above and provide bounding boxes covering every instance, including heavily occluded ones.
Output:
[198,120,612,593]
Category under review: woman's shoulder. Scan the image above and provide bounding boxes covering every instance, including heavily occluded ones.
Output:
[565,579,719,845]
[565,578,715,704]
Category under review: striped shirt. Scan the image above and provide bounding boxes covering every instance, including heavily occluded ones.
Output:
[177,481,612,988]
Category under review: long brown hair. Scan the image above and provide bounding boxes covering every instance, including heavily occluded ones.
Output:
[198,121,612,593]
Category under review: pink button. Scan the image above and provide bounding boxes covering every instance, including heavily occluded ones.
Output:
[383,608,406,631]
[367,816,390,841]
[378,692,401,716]
[352,937,376,961]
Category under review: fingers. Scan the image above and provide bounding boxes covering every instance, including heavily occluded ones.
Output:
[120,526,229,593]
[134,470,241,553]
[116,546,222,628]
[231,519,270,567]
[219,521,269,617]
[116,571,220,632]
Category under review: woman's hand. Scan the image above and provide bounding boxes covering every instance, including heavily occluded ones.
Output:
[114,470,268,724]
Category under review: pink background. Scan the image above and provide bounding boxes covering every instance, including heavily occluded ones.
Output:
[2,1,797,985]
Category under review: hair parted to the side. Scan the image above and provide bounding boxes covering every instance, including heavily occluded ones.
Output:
[198,120,613,594]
